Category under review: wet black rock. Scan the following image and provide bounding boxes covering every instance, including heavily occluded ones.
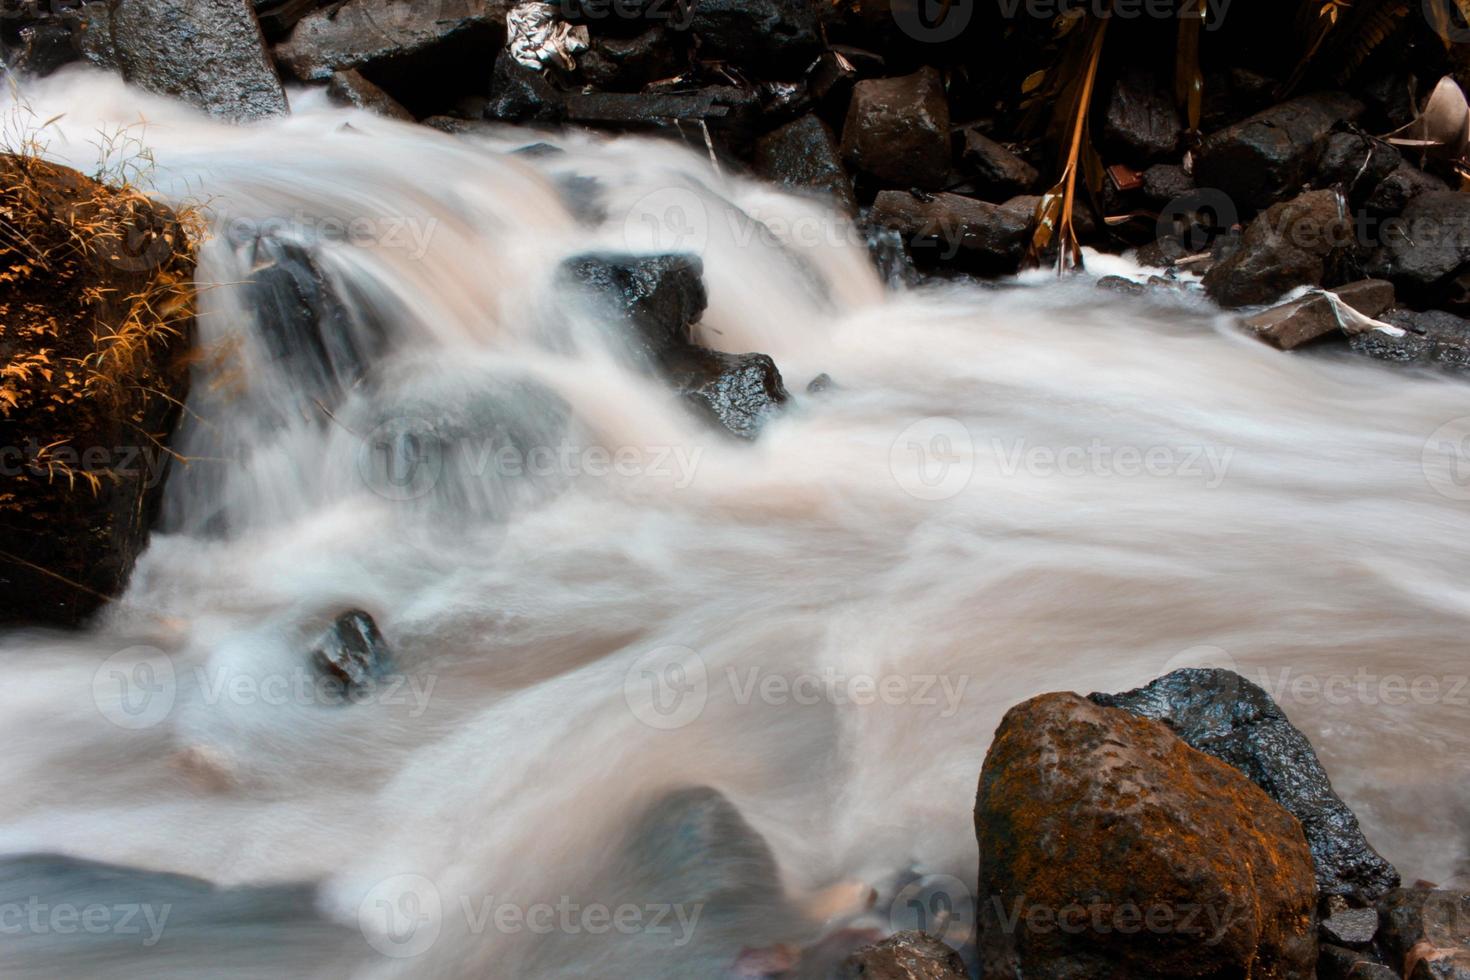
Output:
[958,130,1038,200]
[868,190,1030,273]
[111,0,288,120]
[275,0,503,80]
[1091,667,1401,902]
[0,2,113,75]
[753,114,857,216]
[1366,191,1470,315]
[836,932,967,979]
[577,26,682,91]
[1365,164,1448,216]
[1379,889,1470,979]
[1319,944,1399,980]
[563,86,760,134]
[1103,68,1179,163]
[841,67,951,191]
[560,253,707,360]
[326,68,414,119]
[1196,93,1364,212]
[1140,164,1195,210]
[662,347,789,439]
[686,0,820,77]
[1351,309,1470,371]
[310,609,392,698]
[1202,189,1352,308]
[485,48,565,122]
[1314,131,1401,207]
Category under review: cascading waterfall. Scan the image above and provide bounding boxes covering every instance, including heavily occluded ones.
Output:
[2,69,1469,979]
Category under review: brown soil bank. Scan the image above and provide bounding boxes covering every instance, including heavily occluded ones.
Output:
[0,153,195,626]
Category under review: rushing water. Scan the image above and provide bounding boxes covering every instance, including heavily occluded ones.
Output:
[3,69,1470,979]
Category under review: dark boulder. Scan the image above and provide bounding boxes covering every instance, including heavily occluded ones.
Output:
[0,155,194,626]
[1140,163,1195,210]
[686,0,820,77]
[559,253,707,360]
[835,932,967,979]
[868,190,1030,272]
[576,26,682,91]
[112,0,288,120]
[1366,191,1470,315]
[485,48,565,123]
[1203,189,1352,308]
[976,692,1318,980]
[310,609,392,698]
[841,68,951,191]
[958,129,1038,200]
[1314,131,1401,207]
[1091,668,1400,902]
[1378,889,1470,979]
[0,1,114,75]
[1196,93,1364,212]
[662,347,789,440]
[1102,68,1179,163]
[325,68,414,119]
[1365,164,1448,216]
[1363,308,1470,374]
[753,114,857,216]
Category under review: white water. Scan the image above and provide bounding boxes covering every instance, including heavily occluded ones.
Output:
[4,70,1470,979]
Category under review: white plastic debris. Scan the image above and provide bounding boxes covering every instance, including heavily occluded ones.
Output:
[507,1,589,72]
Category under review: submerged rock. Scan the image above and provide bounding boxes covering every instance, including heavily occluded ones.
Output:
[310,609,392,697]
[841,68,951,191]
[1203,189,1352,308]
[0,155,194,626]
[662,347,789,440]
[1091,668,1400,902]
[835,932,967,979]
[976,692,1317,980]
[1196,93,1364,212]
[112,0,288,120]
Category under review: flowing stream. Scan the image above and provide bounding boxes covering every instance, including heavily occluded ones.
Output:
[3,70,1470,979]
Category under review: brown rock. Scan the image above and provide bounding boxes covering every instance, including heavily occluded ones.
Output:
[1245,279,1394,350]
[841,68,950,191]
[869,191,1030,272]
[958,130,1038,199]
[1203,189,1352,308]
[835,932,967,979]
[975,692,1318,980]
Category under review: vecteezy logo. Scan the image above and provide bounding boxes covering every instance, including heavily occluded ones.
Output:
[358,874,443,959]
[1156,188,1238,252]
[92,646,177,730]
[623,645,708,730]
[357,416,446,502]
[891,0,974,42]
[1423,417,1470,501]
[621,187,710,256]
[890,417,975,501]
[889,874,973,948]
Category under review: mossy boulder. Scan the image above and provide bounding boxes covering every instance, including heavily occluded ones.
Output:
[0,154,195,626]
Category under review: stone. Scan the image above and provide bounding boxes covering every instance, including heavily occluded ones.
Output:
[1244,279,1394,350]
[255,0,330,39]
[1140,163,1195,210]
[835,932,967,979]
[559,253,706,361]
[1314,131,1401,206]
[753,114,857,216]
[111,0,288,121]
[0,155,193,626]
[869,191,1030,272]
[686,0,820,77]
[1367,191,1470,314]
[976,692,1318,980]
[662,347,789,439]
[841,68,951,191]
[1097,275,1146,295]
[1203,189,1352,308]
[1379,890,1470,978]
[1091,668,1400,902]
[576,26,681,91]
[325,68,414,119]
[958,130,1038,199]
[1322,907,1381,947]
[1366,164,1449,216]
[275,0,502,81]
[485,48,564,122]
[1319,943,1394,980]
[1196,93,1364,212]
[310,609,392,697]
[1103,68,1180,162]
